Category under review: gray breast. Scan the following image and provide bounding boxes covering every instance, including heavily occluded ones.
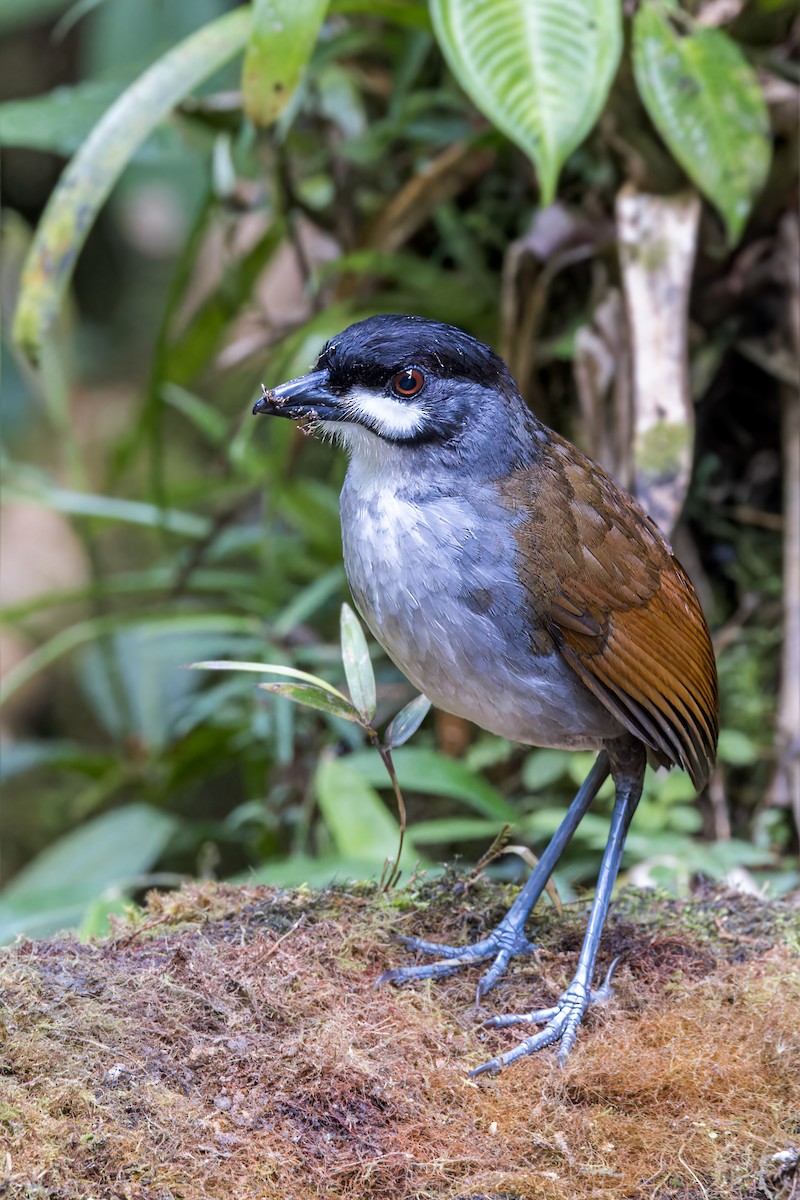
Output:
[339,471,622,750]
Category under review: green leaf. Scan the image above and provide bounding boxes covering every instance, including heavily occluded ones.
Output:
[78,894,132,940]
[271,567,346,638]
[161,384,230,446]
[2,479,211,538]
[717,728,759,766]
[521,748,572,791]
[666,805,703,834]
[78,629,232,749]
[653,770,697,804]
[330,0,431,27]
[632,5,770,244]
[345,747,516,820]
[339,603,376,722]
[431,0,622,203]
[409,816,507,844]
[0,739,106,783]
[194,660,351,703]
[0,82,125,156]
[259,681,363,722]
[0,70,188,162]
[315,757,414,863]
[242,0,330,126]
[0,614,260,707]
[12,6,252,362]
[3,804,176,901]
[384,694,431,750]
[0,804,176,943]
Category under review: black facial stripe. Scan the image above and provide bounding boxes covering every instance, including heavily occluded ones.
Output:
[325,363,504,399]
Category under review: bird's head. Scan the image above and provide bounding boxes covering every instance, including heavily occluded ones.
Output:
[253,314,534,472]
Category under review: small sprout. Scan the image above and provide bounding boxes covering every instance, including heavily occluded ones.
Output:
[191,627,434,891]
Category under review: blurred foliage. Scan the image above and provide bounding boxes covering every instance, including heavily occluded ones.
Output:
[0,0,797,941]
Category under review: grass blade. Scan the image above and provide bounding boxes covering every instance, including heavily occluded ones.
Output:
[13,7,251,361]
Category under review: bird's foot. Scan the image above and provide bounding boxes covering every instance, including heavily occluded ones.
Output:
[469,957,620,1077]
[376,922,537,997]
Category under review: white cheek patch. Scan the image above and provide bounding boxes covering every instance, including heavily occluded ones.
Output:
[342,387,426,440]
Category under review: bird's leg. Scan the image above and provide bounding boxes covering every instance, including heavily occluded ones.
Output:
[469,735,646,1076]
[377,750,611,994]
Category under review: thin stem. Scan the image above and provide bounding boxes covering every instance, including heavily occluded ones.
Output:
[373,736,407,892]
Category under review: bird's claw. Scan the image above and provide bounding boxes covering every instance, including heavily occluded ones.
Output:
[376,926,537,993]
[469,958,622,1077]
[469,981,589,1076]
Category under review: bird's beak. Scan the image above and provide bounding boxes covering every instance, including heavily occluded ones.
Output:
[252,368,342,422]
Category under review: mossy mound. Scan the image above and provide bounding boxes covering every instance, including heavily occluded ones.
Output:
[1,879,798,1199]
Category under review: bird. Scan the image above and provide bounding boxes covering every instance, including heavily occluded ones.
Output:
[253,312,718,1075]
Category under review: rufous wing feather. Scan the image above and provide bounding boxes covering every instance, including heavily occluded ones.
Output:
[505,436,719,788]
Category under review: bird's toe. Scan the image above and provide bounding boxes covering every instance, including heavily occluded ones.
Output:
[471,977,599,1075]
[379,925,538,992]
[396,932,495,960]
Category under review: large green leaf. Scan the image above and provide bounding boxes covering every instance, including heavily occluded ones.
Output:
[633,5,771,244]
[12,7,251,362]
[431,0,622,203]
[315,758,415,864]
[0,81,188,163]
[0,805,176,943]
[0,83,124,156]
[242,0,330,126]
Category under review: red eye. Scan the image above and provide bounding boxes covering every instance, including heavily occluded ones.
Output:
[391,368,425,398]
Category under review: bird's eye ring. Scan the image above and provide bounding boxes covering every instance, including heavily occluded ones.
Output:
[391,368,425,398]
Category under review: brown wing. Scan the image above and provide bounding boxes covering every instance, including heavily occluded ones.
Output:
[503,436,718,788]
